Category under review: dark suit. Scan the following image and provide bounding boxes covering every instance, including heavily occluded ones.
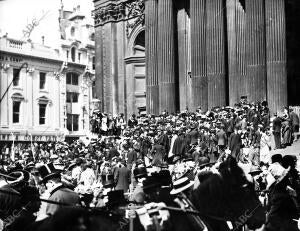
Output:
[290,112,300,133]
[172,135,187,157]
[46,185,80,215]
[114,166,131,192]
[228,132,242,160]
[265,181,298,231]
[273,117,282,149]
[158,133,170,154]
[151,144,166,166]
[127,150,137,170]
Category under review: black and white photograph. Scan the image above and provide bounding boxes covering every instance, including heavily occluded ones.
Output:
[0,0,300,230]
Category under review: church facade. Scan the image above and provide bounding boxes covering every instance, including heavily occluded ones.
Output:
[93,0,300,118]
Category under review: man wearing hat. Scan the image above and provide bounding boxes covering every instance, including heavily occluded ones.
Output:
[228,126,242,160]
[114,160,131,192]
[38,163,80,216]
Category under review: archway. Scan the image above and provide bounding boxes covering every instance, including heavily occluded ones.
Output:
[124,28,146,117]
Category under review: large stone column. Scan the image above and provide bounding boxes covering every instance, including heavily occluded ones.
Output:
[145,0,159,115]
[157,0,176,114]
[207,0,226,109]
[226,0,246,106]
[190,0,207,111]
[177,8,191,111]
[246,0,267,103]
[265,0,287,113]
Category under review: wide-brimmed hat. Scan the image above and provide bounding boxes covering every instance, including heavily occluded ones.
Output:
[38,163,61,183]
[7,170,30,185]
[170,177,194,195]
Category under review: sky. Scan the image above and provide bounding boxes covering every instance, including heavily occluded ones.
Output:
[0,0,94,48]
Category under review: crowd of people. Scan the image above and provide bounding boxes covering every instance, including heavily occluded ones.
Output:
[0,100,300,231]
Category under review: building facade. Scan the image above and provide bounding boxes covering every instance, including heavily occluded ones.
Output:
[0,4,96,144]
[93,0,300,117]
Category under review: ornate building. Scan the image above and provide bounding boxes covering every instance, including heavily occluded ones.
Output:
[0,3,96,145]
[93,0,300,117]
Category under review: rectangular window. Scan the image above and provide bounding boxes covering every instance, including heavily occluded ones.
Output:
[66,92,72,103]
[39,72,46,89]
[73,114,79,131]
[92,81,97,99]
[13,68,20,86]
[67,113,79,131]
[66,50,69,59]
[66,92,79,103]
[13,101,21,123]
[39,104,46,124]
[66,75,72,85]
[78,53,81,62]
[72,74,78,85]
[66,73,79,85]
[67,114,72,131]
[72,93,78,103]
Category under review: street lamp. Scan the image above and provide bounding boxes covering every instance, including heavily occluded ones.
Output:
[0,62,28,104]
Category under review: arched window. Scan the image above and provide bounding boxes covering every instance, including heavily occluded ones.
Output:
[71,47,76,62]
[133,30,145,55]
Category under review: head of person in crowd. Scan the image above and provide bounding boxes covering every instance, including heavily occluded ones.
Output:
[38,163,62,190]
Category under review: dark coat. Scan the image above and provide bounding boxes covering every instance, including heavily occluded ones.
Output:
[158,133,170,154]
[265,181,298,231]
[46,185,80,215]
[114,166,131,192]
[290,112,300,126]
[127,150,137,165]
[273,117,282,133]
[151,144,166,165]
[189,129,199,145]
[172,135,187,157]
[228,132,242,158]
[216,129,227,146]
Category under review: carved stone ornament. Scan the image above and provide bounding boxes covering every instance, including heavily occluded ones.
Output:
[126,0,145,38]
[93,2,126,26]
[93,0,144,29]
[0,63,10,71]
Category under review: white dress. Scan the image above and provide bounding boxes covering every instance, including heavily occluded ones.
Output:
[260,133,271,164]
